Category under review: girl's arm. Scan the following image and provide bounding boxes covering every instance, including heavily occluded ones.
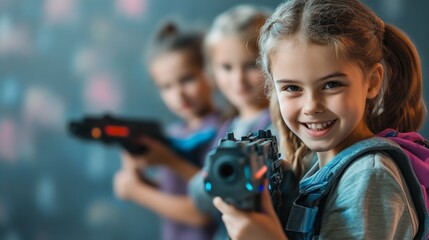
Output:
[123,137,200,181]
[114,168,212,226]
[167,153,200,182]
[213,182,288,240]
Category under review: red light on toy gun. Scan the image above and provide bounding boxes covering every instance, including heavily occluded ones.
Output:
[254,165,267,180]
[104,125,129,137]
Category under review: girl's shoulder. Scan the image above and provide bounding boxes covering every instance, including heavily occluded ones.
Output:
[323,152,419,238]
[337,151,415,208]
[307,151,410,194]
[343,151,404,184]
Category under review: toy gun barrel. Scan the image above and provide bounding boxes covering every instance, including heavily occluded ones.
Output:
[203,130,281,211]
[68,114,166,155]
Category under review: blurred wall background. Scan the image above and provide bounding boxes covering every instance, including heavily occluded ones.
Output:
[0,0,428,239]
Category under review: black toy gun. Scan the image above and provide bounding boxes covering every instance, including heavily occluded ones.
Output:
[203,130,285,211]
[68,114,167,155]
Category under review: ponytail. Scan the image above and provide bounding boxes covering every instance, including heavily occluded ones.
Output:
[156,22,179,42]
[367,24,426,133]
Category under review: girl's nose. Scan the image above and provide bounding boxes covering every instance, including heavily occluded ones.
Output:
[303,92,324,115]
[233,67,246,85]
[171,84,185,101]
[178,85,187,99]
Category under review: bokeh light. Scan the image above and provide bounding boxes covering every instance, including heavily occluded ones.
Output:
[44,0,78,25]
[115,0,147,19]
[23,87,65,131]
[83,73,122,113]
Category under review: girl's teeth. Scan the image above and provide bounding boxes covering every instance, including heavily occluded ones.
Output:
[306,121,334,131]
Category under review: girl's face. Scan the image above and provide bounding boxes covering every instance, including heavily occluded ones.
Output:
[150,50,212,121]
[211,36,266,110]
[271,39,379,161]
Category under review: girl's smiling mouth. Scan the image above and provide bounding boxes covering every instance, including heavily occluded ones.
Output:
[301,119,337,137]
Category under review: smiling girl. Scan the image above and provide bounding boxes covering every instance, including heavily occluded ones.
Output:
[213,0,429,239]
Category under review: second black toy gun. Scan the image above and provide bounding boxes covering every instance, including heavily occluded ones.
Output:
[203,130,284,211]
[68,114,166,155]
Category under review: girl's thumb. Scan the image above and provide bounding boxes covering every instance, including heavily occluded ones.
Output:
[261,180,277,217]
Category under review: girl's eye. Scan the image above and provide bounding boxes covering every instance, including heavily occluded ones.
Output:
[283,85,301,92]
[324,81,343,89]
[180,74,196,84]
[159,83,171,91]
[221,63,232,71]
[244,61,258,70]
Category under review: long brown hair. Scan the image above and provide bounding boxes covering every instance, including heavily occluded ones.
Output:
[259,0,426,179]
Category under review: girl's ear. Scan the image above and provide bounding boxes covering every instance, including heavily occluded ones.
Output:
[366,63,384,99]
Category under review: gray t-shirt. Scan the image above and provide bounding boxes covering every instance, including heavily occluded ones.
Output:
[303,152,418,239]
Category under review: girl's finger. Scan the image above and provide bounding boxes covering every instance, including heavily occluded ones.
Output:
[139,136,157,146]
[121,151,134,168]
[213,197,238,215]
[120,151,144,169]
[261,180,277,217]
[213,196,227,213]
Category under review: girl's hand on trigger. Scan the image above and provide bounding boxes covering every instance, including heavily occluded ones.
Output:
[121,151,146,169]
[213,181,287,240]
[131,136,177,167]
[132,137,199,181]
